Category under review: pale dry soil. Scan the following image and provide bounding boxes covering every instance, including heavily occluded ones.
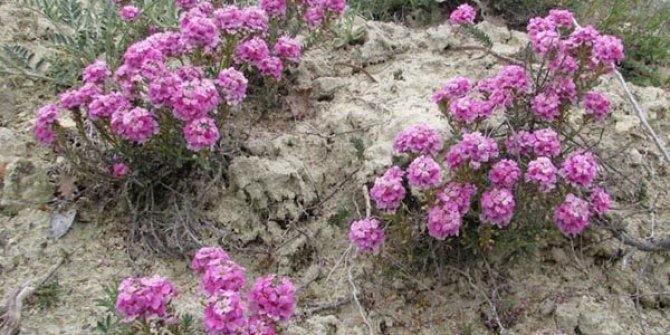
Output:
[1,2,670,334]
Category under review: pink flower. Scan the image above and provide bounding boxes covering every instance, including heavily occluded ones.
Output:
[119,5,140,21]
[427,203,462,240]
[480,188,515,228]
[322,0,347,16]
[147,32,185,57]
[260,0,287,17]
[436,182,477,216]
[115,275,177,322]
[202,259,247,295]
[110,107,160,144]
[184,117,220,151]
[180,8,220,50]
[547,9,574,28]
[449,4,476,26]
[88,92,129,120]
[370,166,406,213]
[274,36,302,63]
[247,317,277,335]
[175,66,204,81]
[235,37,270,65]
[497,65,531,92]
[550,77,577,102]
[303,6,324,28]
[393,124,443,156]
[488,159,521,189]
[82,60,110,84]
[349,218,385,254]
[203,291,248,335]
[593,35,624,69]
[446,132,499,170]
[554,194,591,236]
[59,83,102,110]
[191,247,230,274]
[589,187,611,216]
[527,17,556,37]
[531,91,561,121]
[549,53,578,75]
[433,76,472,103]
[214,6,245,34]
[407,155,442,189]
[448,96,494,124]
[242,7,269,34]
[531,29,560,55]
[532,128,561,157]
[257,56,283,80]
[171,78,220,121]
[175,0,198,10]
[525,157,557,193]
[559,150,598,189]
[148,74,180,107]
[217,68,248,106]
[33,104,60,145]
[247,275,296,322]
[583,91,611,122]
[566,25,600,50]
[123,40,164,69]
[505,131,535,156]
[111,163,129,178]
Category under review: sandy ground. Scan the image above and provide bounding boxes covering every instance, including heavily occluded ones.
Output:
[1,1,670,334]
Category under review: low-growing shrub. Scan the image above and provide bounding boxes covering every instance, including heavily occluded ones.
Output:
[350,6,619,260]
[27,0,346,253]
[96,246,296,334]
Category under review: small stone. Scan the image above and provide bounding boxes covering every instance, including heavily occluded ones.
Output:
[628,149,643,166]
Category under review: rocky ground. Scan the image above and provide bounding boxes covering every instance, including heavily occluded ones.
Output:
[1,2,670,334]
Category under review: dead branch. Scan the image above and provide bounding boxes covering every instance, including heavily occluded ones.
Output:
[597,218,670,252]
[334,62,378,83]
[444,45,524,65]
[301,297,353,316]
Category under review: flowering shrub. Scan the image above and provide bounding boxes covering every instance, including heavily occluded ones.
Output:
[350,5,617,255]
[30,0,347,253]
[32,0,345,181]
[99,246,296,334]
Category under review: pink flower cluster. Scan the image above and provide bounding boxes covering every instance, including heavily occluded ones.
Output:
[449,4,476,26]
[110,107,160,144]
[115,275,177,321]
[559,150,599,189]
[119,5,140,21]
[554,194,591,236]
[407,155,442,189]
[445,132,499,170]
[427,203,462,240]
[190,247,296,334]
[33,104,60,145]
[393,124,443,156]
[348,218,385,254]
[488,159,521,189]
[480,188,516,228]
[370,166,406,213]
[525,157,558,193]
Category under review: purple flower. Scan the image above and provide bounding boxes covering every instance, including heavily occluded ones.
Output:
[348,218,385,254]
[370,166,406,213]
[33,104,60,145]
[217,68,248,106]
[480,188,515,228]
[183,117,220,151]
[525,157,558,193]
[427,203,462,240]
[432,76,472,103]
[247,275,295,323]
[119,5,140,21]
[583,91,611,122]
[488,159,521,189]
[406,155,442,189]
[532,128,561,158]
[554,194,591,236]
[110,107,160,144]
[449,4,476,26]
[559,150,598,189]
[436,182,477,216]
[589,187,611,216]
[393,124,443,156]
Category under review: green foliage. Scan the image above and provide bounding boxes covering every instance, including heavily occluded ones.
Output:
[33,281,61,309]
[333,13,367,49]
[463,25,493,49]
[0,0,178,90]
[348,0,443,23]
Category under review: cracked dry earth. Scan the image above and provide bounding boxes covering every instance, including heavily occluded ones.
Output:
[1,2,670,334]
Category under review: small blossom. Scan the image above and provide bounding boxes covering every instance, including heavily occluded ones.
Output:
[180,9,220,50]
[566,25,600,50]
[175,0,198,10]
[497,65,531,92]
[257,56,283,80]
[427,203,462,239]
[247,275,296,322]
[433,77,472,102]
[119,5,140,21]
[593,35,624,69]
[322,0,347,16]
[274,36,302,63]
[202,259,247,295]
[554,194,591,236]
[110,107,160,144]
[393,124,443,156]
[449,4,476,26]
[348,218,385,254]
[171,78,220,121]
[303,6,324,28]
[547,9,574,28]
[234,37,270,65]
[59,83,102,110]
[260,0,287,17]
[217,68,248,106]
[183,117,220,151]
[370,166,406,213]
[525,157,558,193]
[505,131,535,156]
[589,187,611,216]
[446,132,499,170]
[533,128,561,158]
[147,32,185,57]
[203,291,248,335]
[436,182,477,216]
[115,275,177,322]
[583,91,611,122]
[449,96,494,124]
[88,92,129,120]
[242,7,269,34]
[531,91,561,121]
[559,150,598,189]
[214,6,245,34]
[407,155,442,189]
[148,74,180,107]
[191,247,230,274]
[551,77,577,102]
[488,159,521,189]
[33,104,60,145]
[111,163,129,178]
[480,188,515,228]
[82,60,110,84]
